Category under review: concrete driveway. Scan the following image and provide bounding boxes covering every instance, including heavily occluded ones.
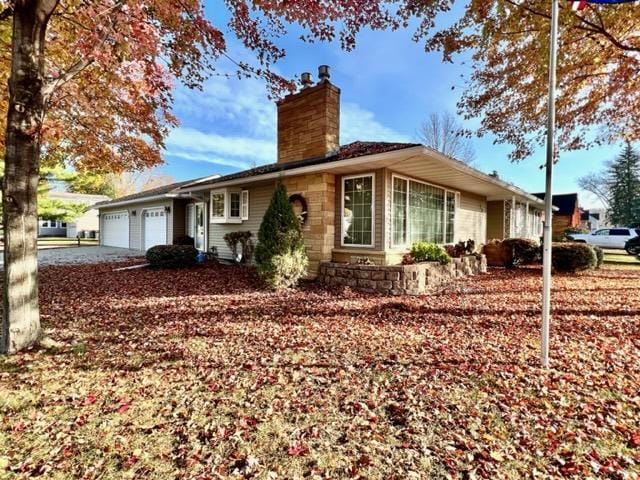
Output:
[0,246,144,268]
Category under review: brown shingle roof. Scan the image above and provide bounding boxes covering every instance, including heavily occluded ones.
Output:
[180,141,420,189]
[96,141,420,207]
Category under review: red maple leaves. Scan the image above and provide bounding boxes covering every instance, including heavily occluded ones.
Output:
[0,261,638,478]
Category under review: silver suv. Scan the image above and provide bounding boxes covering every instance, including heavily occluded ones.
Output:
[568,228,640,249]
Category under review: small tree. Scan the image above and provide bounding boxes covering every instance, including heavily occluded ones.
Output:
[607,143,640,227]
[255,182,308,290]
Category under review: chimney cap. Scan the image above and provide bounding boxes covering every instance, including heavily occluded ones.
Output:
[300,72,313,89]
[318,65,330,82]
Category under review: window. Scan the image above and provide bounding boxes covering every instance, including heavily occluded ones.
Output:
[595,229,609,236]
[391,174,456,247]
[229,192,241,218]
[210,192,225,219]
[610,229,630,236]
[392,177,407,246]
[61,222,67,228]
[342,174,374,246]
[210,189,249,223]
[445,192,456,243]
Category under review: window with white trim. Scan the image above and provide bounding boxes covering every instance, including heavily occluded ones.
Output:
[391,175,457,247]
[342,174,374,247]
[210,189,249,223]
[211,192,225,219]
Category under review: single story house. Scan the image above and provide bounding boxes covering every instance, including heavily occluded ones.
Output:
[532,192,580,238]
[96,66,546,277]
[39,191,110,238]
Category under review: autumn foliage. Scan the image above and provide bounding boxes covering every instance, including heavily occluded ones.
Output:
[1,262,639,478]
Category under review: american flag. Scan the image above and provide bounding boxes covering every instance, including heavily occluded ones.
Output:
[569,0,639,10]
[569,0,587,9]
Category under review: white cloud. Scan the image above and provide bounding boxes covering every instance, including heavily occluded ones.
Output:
[341,102,412,144]
[167,76,410,170]
[165,127,276,168]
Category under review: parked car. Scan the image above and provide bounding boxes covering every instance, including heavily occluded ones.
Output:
[567,228,640,249]
[625,235,640,256]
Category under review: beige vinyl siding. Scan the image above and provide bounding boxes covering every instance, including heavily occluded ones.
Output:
[486,200,505,240]
[334,168,385,251]
[208,184,273,259]
[99,199,173,250]
[383,169,487,248]
[455,192,487,245]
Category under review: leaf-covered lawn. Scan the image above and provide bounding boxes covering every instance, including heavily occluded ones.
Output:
[1,263,639,479]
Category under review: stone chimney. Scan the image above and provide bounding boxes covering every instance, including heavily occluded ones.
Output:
[277,65,340,164]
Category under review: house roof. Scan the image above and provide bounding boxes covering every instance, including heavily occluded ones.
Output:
[179,141,420,189]
[92,179,198,209]
[532,193,578,215]
[95,140,546,209]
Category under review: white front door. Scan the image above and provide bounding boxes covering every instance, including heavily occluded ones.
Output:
[102,211,129,248]
[143,208,167,250]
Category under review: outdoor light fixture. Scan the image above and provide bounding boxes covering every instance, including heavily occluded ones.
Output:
[131,210,137,216]
[541,0,637,368]
[165,206,171,214]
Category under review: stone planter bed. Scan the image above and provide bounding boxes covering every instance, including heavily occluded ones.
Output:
[318,254,487,295]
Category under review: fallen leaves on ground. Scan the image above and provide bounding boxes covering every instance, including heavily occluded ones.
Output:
[0,262,639,479]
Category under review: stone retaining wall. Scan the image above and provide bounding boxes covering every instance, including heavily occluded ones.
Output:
[318,255,487,295]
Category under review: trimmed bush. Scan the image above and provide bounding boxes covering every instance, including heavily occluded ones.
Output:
[174,235,194,246]
[223,231,254,264]
[502,238,540,267]
[259,250,309,290]
[482,239,509,267]
[591,245,604,269]
[255,182,308,289]
[552,242,597,273]
[409,241,451,265]
[146,245,198,269]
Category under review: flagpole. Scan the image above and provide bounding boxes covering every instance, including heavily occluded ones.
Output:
[541,0,559,368]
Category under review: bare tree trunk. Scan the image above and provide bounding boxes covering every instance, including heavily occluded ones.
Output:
[1,1,57,354]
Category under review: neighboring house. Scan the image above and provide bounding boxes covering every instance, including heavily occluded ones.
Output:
[580,209,600,232]
[39,192,110,238]
[532,192,580,238]
[96,66,546,277]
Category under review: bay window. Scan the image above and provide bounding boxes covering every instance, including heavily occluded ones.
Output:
[391,175,457,247]
[342,174,374,247]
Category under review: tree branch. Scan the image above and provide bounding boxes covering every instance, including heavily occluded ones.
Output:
[0,6,13,21]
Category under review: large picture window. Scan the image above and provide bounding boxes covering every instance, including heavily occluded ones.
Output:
[342,174,374,247]
[210,189,248,223]
[391,175,456,247]
[211,193,225,218]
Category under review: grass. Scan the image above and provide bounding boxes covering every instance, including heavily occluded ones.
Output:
[0,262,639,479]
[603,248,640,267]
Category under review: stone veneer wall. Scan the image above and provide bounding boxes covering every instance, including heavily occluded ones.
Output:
[318,255,487,295]
[283,173,336,278]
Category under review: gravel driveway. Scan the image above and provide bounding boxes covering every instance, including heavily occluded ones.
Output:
[0,246,144,268]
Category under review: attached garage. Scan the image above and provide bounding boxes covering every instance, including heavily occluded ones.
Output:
[142,207,168,250]
[101,211,129,248]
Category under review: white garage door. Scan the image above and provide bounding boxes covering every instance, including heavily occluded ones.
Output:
[102,212,129,248]
[143,208,167,251]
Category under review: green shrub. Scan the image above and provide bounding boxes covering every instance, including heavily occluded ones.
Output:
[255,182,308,289]
[552,242,597,273]
[409,241,451,265]
[502,238,540,267]
[259,250,309,290]
[591,245,604,269]
[564,226,589,236]
[223,231,254,264]
[174,235,194,246]
[146,245,198,269]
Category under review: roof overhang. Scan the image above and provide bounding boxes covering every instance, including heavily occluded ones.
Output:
[175,146,547,208]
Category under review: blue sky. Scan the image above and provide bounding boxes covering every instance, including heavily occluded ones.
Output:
[160,1,621,209]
